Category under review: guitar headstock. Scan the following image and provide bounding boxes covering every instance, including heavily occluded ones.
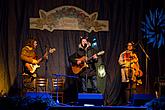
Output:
[49,48,56,53]
[97,51,105,56]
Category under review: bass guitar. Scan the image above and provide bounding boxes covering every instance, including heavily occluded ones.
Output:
[71,51,105,74]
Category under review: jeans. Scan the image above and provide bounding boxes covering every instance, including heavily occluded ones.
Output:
[81,75,97,93]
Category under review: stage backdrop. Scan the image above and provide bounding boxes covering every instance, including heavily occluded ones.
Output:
[0,0,165,105]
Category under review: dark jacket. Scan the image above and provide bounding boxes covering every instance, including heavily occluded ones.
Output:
[69,44,98,77]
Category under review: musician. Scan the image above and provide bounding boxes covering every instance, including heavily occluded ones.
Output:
[118,42,143,104]
[20,38,47,92]
[69,36,99,93]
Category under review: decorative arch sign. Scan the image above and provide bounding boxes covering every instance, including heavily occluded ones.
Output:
[30,6,109,33]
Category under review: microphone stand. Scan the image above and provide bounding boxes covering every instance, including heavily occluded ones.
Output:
[45,58,48,77]
[128,53,133,104]
[138,42,150,94]
[44,46,48,77]
[85,48,88,93]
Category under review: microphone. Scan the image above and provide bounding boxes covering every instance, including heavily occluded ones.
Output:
[134,41,140,46]
[131,41,135,45]
[84,43,87,48]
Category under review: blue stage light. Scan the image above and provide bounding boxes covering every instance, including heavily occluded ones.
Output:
[141,9,165,48]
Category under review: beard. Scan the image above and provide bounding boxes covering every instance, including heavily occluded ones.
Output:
[83,43,87,48]
[81,43,87,48]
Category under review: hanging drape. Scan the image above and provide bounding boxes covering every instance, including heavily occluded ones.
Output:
[0,0,165,105]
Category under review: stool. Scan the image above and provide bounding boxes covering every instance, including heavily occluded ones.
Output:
[22,73,35,92]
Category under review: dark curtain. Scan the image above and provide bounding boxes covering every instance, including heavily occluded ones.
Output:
[0,0,165,105]
[0,0,10,93]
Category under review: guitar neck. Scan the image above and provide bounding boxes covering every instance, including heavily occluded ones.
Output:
[87,51,104,61]
[87,56,93,61]
[38,57,43,63]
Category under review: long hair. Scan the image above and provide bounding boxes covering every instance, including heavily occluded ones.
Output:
[24,38,36,48]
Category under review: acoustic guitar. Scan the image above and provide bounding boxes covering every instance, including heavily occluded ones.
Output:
[71,51,105,74]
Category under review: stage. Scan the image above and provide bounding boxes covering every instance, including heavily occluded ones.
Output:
[48,106,147,110]
[0,92,164,110]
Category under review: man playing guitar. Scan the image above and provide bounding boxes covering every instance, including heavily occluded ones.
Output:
[69,36,100,93]
[20,38,55,92]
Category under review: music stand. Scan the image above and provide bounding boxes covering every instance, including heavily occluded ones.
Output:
[52,74,78,106]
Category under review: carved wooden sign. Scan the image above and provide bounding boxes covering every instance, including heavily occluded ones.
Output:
[30,6,109,33]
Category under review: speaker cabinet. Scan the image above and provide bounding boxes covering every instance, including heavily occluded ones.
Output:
[78,93,104,106]
[25,92,52,99]
[132,94,155,106]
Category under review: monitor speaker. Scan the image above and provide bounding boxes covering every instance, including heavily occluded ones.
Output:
[78,93,104,106]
